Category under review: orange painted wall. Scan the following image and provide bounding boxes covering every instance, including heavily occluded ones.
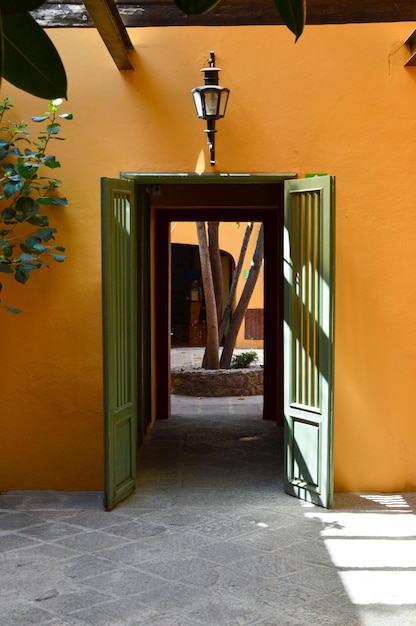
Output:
[2,22,416,491]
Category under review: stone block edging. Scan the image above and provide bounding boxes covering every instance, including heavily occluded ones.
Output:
[171,367,264,397]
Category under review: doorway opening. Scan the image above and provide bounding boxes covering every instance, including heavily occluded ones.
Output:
[151,183,284,425]
[170,221,264,420]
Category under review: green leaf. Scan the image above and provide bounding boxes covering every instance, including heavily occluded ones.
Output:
[50,253,65,262]
[38,196,68,207]
[5,305,22,314]
[1,207,16,221]
[8,146,24,157]
[3,179,23,197]
[37,227,56,242]
[44,157,61,169]
[31,116,49,122]
[32,243,48,253]
[18,163,38,177]
[0,244,13,257]
[40,176,61,184]
[15,268,29,283]
[16,196,35,213]
[27,214,49,226]
[25,236,41,248]
[19,253,37,262]
[22,261,43,270]
[273,0,305,41]
[173,0,222,15]
[46,122,61,135]
[5,172,21,182]
[2,12,68,99]
[0,264,13,274]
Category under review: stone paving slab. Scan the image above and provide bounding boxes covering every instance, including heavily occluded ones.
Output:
[2,395,416,624]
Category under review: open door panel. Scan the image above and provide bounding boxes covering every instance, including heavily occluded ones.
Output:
[283,176,335,508]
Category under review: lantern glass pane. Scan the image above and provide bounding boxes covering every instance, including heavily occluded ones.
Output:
[204,91,219,116]
[192,90,204,117]
[218,88,230,117]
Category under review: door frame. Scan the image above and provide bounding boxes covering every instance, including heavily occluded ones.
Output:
[102,172,335,509]
[120,172,297,425]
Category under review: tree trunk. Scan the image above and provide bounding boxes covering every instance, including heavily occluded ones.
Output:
[201,221,223,368]
[196,221,219,369]
[218,222,253,344]
[220,223,264,368]
[208,221,223,323]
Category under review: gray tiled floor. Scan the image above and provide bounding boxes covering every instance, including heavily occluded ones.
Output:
[2,387,416,624]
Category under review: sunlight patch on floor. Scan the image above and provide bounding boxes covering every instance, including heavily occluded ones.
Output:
[339,570,416,605]
[305,494,416,608]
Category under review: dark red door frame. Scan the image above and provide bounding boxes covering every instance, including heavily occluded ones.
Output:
[152,183,284,424]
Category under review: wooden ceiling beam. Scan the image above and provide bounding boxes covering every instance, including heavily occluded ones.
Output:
[31,0,416,70]
[118,1,416,27]
[33,0,416,28]
[81,0,134,69]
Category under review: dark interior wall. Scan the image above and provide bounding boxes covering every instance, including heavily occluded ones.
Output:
[171,244,199,344]
[171,243,234,346]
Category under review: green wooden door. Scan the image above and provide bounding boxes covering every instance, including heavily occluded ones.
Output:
[102,178,138,510]
[283,176,335,508]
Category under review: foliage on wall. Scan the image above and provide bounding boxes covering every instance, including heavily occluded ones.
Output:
[0,97,72,313]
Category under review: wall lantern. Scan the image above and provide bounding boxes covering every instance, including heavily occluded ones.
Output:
[192,51,230,166]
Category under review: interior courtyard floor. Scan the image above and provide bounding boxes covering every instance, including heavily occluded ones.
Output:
[1,357,416,624]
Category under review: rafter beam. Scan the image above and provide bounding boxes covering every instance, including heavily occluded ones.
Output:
[33,1,416,28]
[82,0,133,69]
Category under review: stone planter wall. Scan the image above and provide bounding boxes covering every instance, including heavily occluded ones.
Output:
[171,367,263,397]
